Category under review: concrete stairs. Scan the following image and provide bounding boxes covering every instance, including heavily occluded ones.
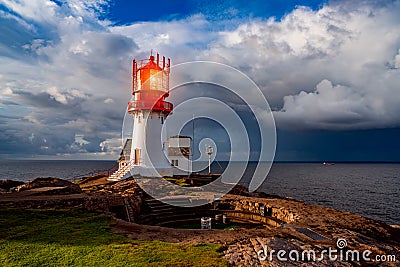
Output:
[108,160,135,181]
[138,198,215,227]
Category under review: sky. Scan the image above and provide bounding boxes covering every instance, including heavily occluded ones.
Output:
[0,0,400,161]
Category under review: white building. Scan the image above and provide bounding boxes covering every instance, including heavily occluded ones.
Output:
[167,135,192,176]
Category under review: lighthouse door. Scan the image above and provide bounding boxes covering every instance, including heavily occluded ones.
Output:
[134,148,141,165]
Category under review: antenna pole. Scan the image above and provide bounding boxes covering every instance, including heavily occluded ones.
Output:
[208,148,211,174]
[192,113,195,155]
[206,145,213,175]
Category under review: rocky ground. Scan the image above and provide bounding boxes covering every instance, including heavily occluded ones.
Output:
[1,176,399,266]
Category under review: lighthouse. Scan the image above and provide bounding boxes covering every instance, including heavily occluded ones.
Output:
[127,52,174,177]
[108,52,196,181]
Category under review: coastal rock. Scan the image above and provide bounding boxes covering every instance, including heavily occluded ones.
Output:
[224,237,358,266]
[0,179,24,191]
[14,177,81,194]
[81,178,143,222]
[1,176,399,266]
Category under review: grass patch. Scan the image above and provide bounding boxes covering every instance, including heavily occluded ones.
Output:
[164,177,191,187]
[164,177,211,187]
[0,209,227,266]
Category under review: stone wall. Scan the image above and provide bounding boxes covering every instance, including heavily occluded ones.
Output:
[220,195,300,224]
[0,178,143,223]
[88,179,143,222]
[0,196,86,209]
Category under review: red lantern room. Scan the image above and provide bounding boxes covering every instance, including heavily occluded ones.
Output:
[128,53,173,114]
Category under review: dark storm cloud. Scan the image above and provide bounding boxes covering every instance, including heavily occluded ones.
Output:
[0,100,19,106]
[15,90,78,109]
[167,83,263,161]
[0,86,123,157]
[275,128,400,162]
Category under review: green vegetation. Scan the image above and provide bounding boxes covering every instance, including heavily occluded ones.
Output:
[164,177,191,187]
[164,177,211,187]
[0,209,227,267]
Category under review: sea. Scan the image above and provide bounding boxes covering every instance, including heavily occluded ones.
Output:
[0,160,399,226]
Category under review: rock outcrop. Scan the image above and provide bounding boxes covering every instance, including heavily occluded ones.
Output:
[14,177,82,195]
[0,179,24,191]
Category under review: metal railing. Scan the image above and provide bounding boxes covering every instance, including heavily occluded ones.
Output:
[108,160,136,181]
[128,100,173,112]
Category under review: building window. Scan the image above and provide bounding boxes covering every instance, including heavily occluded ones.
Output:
[171,159,178,166]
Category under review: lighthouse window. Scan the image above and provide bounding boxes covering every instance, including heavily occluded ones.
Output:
[161,116,164,124]
[172,159,178,166]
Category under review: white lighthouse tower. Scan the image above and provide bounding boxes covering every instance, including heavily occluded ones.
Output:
[129,52,173,177]
[109,52,173,180]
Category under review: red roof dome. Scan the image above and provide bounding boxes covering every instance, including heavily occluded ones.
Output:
[140,55,162,70]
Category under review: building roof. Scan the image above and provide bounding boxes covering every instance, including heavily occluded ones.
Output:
[118,139,132,161]
[169,135,192,139]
